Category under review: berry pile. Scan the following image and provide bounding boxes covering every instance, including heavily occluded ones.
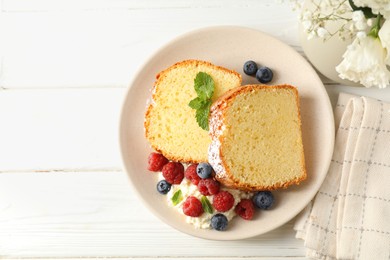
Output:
[147,152,276,232]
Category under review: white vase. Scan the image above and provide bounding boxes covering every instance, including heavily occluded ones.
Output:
[299,1,361,87]
[299,25,361,87]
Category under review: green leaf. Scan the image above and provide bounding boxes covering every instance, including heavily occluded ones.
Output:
[348,0,376,18]
[200,196,214,214]
[188,97,207,110]
[194,72,215,100]
[171,189,183,206]
[368,14,383,38]
[188,72,215,131]
[195,101,212,131]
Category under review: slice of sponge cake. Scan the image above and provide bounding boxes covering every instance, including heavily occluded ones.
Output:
[145,60,242,163]
[208,84,306,191]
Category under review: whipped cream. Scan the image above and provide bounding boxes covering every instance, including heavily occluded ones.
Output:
[159,172,253,229]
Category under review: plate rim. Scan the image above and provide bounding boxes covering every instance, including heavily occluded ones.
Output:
[119,25,335,240]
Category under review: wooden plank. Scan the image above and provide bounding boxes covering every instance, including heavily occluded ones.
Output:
[0,88,125,171]
[2,0,291,11]
[1,4,299,89]
[0,171,306,258]
[11,256,308,260]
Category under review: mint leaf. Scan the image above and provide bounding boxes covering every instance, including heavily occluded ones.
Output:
[195,101,212,131]
[188,97,207,110]
[171,189,183,206]
[189,72,215,131]
[194,72,215,100]
[200,196,213,214]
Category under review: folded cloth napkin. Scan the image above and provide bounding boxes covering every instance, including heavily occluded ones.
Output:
[294,93,390,260]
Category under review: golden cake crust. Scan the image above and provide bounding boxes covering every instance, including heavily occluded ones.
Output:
[208,84,307,191]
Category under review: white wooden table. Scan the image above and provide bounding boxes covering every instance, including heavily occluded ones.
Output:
[1,1,390,259]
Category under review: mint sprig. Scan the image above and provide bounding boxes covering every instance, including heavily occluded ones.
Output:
[171,189,183,206]
[200,196,214,214]
[194,72,215,100]
[188,97,207,110]
[189,72,215,131]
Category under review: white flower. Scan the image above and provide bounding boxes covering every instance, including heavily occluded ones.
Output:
[336,35,390,88]
[296,0,357,40]
[301,10,313,31]
[378,19,390,65]
[316,27,329,38]
[357,31,367,39]
[352,11,367,31]
[367,18,374,27]
[302,20,313,32]
[353,0,390,18]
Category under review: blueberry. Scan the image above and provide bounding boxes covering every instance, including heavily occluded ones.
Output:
[253,191,274,210]
[255,66,273,83]
[243,60,258,76]
[157,180,171,194]
[210,213,228,231]
[196,163,213,179]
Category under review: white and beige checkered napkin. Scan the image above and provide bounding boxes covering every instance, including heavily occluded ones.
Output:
[294,93,390,260]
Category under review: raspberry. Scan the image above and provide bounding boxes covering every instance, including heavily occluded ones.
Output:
[185,164,201,185]
[162,162,184,184]
[182,196,204,217]
[197,179,220,196]
[234,199,255,220]
[147,152,169,172]
[213,191,235,212]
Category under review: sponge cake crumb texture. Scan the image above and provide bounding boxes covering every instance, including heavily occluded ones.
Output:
[209,85,306,191]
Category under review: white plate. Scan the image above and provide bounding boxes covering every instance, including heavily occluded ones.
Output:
[119,26,334,240]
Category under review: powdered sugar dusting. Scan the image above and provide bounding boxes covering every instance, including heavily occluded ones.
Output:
[208,102,227,179]
[208,139,224,177]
